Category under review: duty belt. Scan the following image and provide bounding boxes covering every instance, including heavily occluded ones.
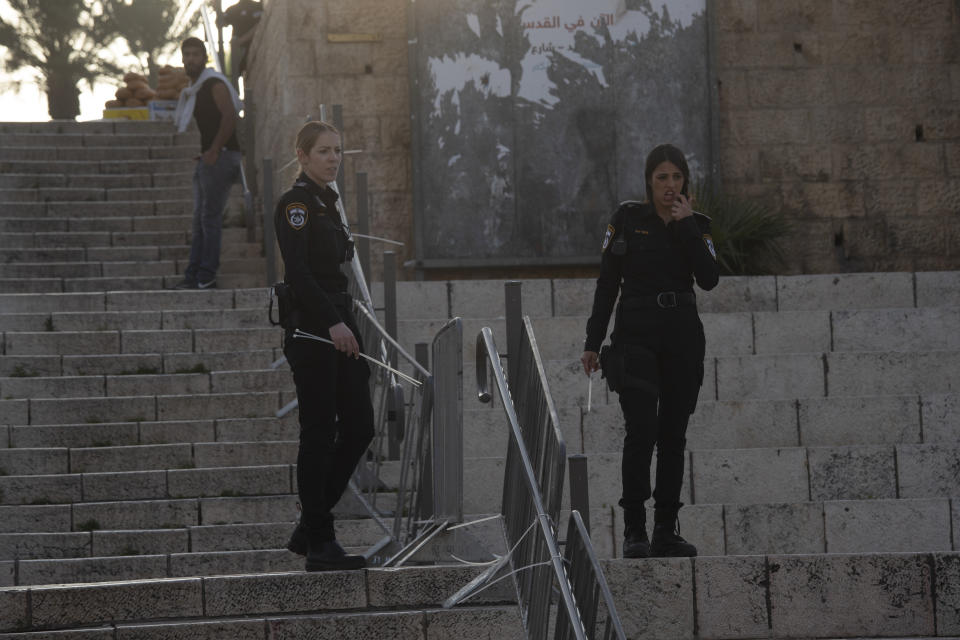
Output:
[622,291,696,310]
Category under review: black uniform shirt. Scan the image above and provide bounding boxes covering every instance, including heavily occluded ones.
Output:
[274,172,352,331]
[584,201,719,352]
[193,77,240,153]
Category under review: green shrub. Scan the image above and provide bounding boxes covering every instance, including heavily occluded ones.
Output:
[692,184,791,275]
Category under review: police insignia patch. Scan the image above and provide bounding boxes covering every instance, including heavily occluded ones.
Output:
[601,224,615,252]
[704,234,717,260]
[286,203,308,230]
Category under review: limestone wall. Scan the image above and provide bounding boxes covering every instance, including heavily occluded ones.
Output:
[714,0,960,273]
[246,0,960,278]
[246,0,412,279]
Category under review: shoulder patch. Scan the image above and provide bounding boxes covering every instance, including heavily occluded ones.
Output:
[285,202,308,230]
[703,234,717,260]
[601,224,615,252]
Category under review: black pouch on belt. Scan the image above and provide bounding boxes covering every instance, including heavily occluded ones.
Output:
[270,282,301,329]
[600,343,659,395]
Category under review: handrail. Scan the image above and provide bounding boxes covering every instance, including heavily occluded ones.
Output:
[557,511,627,640]
[474,325,587,640]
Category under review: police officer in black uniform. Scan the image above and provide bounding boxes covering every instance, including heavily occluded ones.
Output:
[580,144,719,559]
[274,121,374,571]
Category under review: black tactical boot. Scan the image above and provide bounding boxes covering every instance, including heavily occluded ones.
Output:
[623,529,650,558]
[650,521,697,557]
[622,509,649,558]
[305,537,366,572]
[287,521,308,556]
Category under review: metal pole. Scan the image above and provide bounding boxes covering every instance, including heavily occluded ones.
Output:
[384,251,398,369]
[263,157,276,286]
[356,171,370,278]
[332,104,345,196]
[504,281,522,393]
[568,454,590,535]
[415,342,432,520]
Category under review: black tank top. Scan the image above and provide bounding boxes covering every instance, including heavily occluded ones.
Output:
[193,78,240,153]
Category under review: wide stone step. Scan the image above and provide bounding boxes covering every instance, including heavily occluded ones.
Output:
[5,417,298,449]
[0,158,193,176]
[0,389,284,426]
[581,495,958,561]
[0,307,267,332]
[0,173,195,191]
[0,606,526,640]
[0,145,197,162]
[0,270,265,294]
[379,272,960,321]
[0,132,192,148]
[0,463,295,502]
[0,566,518,633]
[576,393,959,452]
[0,196,249,219]
[1,327,279,356]
[0,226,260,250]
[0,120,185,135]
[0,349,277,382]
[0,260,177,278]
[409,307,960,365]
[0,518,387,562]
[0,240,261,264]
[0,214,192,233]
[10,548,307,586]
[0,439,297,475]
[0,288,266,313]
[378,443,960,514]
[463,349,960,410]
[601,552,959,639]
[0,367,291,399]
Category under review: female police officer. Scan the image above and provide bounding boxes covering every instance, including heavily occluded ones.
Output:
[580,144,719,559]
[275,121,374,571]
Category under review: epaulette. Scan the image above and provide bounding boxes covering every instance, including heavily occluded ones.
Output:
[619,200,645,209]
[693,210,712,222]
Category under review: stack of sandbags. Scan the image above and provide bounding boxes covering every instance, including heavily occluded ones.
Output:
[104,72,156,108]
[155,65,190,101]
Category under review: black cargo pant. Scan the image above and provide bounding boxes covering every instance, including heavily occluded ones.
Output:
[283,308,375,542]
[614,303,705,525]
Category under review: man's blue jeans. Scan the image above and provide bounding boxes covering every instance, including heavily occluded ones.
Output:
[185,150,242,284]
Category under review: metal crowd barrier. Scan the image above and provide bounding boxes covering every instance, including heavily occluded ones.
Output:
[474,321,576,638]
[447,282,624,640]
[556,512,626,640]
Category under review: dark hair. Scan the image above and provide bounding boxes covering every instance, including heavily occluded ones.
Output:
[296,121,341,155]
[181,37,207,55]
[644,144,690,201]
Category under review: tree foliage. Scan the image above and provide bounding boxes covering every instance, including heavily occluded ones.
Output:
[102,0,198,87]
[0,0,121,119]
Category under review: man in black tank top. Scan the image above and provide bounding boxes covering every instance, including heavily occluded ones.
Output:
[173,37,242,290]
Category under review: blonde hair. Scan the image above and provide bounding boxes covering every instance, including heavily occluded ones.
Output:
[295,120,340,155]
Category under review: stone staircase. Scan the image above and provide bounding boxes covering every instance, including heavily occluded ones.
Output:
[0,120,263,293]
[0,121,524,638]
[0,121,957,638]
[376,273,960,638]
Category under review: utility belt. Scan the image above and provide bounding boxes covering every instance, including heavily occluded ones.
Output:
[621,291,696,310]
[269,283,351,329]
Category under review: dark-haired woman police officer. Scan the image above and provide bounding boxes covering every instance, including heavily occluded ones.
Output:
[581,144,719,558]
[275,121,374,571]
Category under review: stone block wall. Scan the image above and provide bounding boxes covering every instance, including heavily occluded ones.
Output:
[247,0,960,278]
[246,0,412,279]
[714,0,960,273]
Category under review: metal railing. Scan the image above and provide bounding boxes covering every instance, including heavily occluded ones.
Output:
[446,282,624,640]
[556,512,626,640]
[474,321,576,638]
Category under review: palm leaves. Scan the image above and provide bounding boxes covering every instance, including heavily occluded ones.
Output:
[692,184,791,275]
